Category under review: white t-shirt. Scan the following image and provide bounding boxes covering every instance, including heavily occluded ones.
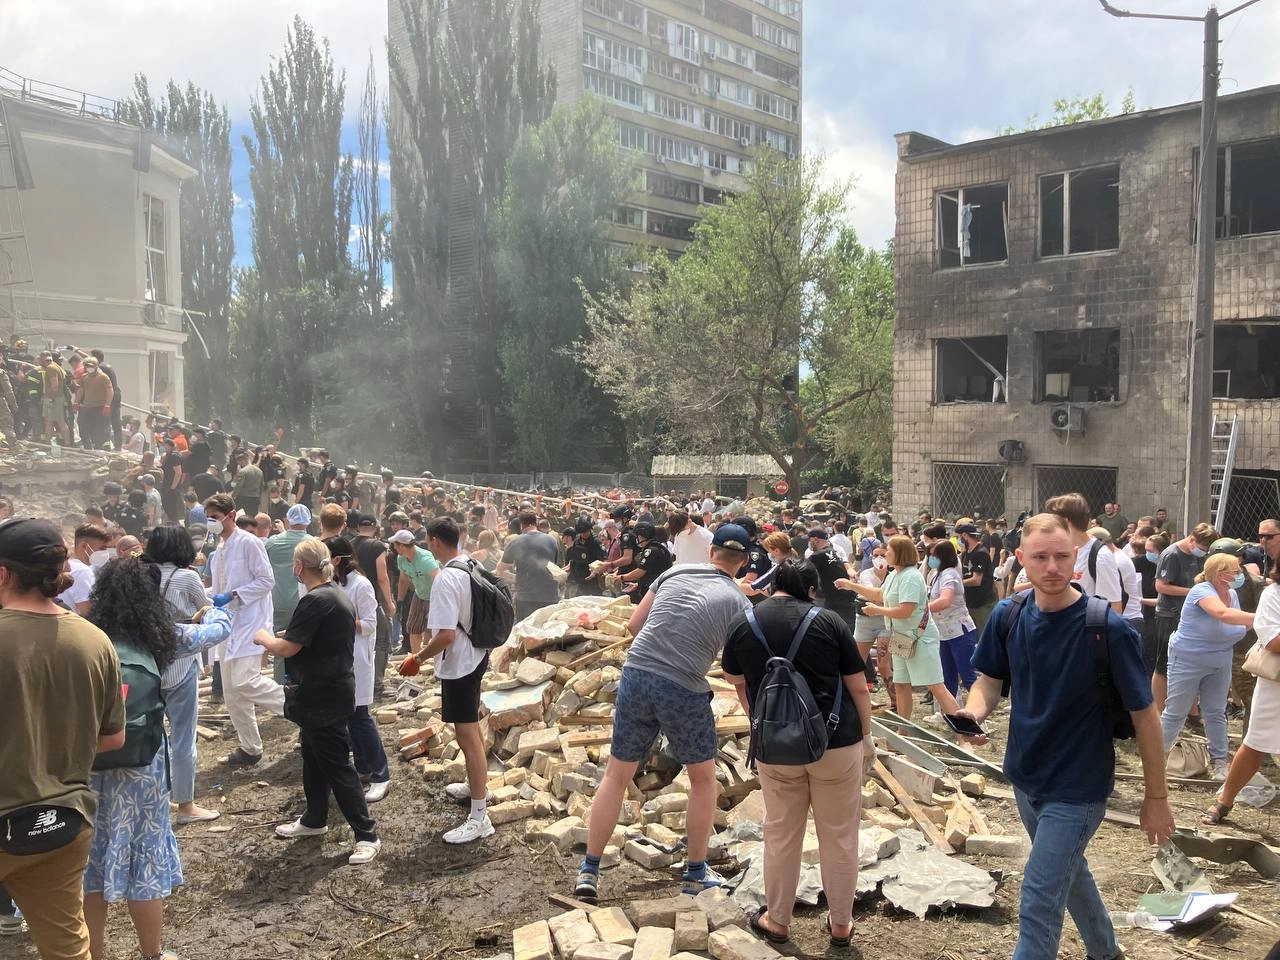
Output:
[58,558,95,609]
[673,524,714,565]
[700,498,716,516]
[1075,537,1123,604]
[426,556,485,680]
[1253,583,1280,650]
[831,533,854,560]
[1113,549,1143,621]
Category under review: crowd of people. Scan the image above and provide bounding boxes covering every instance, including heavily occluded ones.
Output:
[1,405,1279,960]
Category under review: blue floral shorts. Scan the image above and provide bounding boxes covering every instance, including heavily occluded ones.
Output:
[611,667,717,765]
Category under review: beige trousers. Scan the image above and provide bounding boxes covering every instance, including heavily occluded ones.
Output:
[223,654,285,756]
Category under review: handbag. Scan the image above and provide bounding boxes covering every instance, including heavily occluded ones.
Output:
[0,805,85,856]
[889,603,932,659]
[1242,640,1280,682]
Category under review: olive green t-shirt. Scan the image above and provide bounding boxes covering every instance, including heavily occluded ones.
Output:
[0,610,125,822]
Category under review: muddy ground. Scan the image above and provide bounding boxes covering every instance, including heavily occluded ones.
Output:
[3,700,1278,960]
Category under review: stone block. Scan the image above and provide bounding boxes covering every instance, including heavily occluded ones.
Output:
[516,658,559,686]
[520,727,564,754]
[862,808,911,831]
[600,844,621,869]
[708,926,780,960]
[696,888,744,931]
[549,910,598,960]
[673,910,708,951]
[965,834,1026,858]
[487,800,535,825]
[375,709,397,725]
[590,907,637,946]
[575,944,631,960]
[725,790,763,827]
[491,785,521,805]
[659,812,686,832]
[881,754,940,803]
[625,895,699,929]
[624,839,676,869]
[643,823,681,848]
[960,773,987,797]
[859,825,901,861]
[513,920,553,960]
[504,767,529,787]
[631,927,674,960]
[530,816,583,852]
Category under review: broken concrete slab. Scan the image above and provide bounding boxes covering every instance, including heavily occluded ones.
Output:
[589,907,637,947]
[548,909,597,960]
[673,909,708,951]
[575,944,632,960]
[708,925,780,960]
[516,658,559,686]
[964,834,1026,858]
[695,888,744,931]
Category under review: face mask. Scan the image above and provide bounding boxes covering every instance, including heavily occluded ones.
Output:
[1191,546,1207,558]
[873,557,887,570]
[1145,551,1160,564]
[927,556,941,570]
[1230,573,1245,590]
[89,549,113,569]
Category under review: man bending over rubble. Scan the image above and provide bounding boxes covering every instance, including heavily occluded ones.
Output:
[574,524,753,904]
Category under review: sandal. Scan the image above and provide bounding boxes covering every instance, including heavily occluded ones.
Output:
[1201,800,1232,826]
[749,907,789,945]
[827,915,853,948]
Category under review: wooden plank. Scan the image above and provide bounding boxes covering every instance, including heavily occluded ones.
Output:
[942,777,992,835]
[715,715,751,736]
[195,725,220,741]
[873,759,954,855]
[567,638,630,670]
[881,753,940,803]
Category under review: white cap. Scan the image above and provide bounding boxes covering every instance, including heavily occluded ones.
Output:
[389,529,416,545]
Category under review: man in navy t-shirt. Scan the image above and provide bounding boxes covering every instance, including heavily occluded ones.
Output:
[959,513,1174,960]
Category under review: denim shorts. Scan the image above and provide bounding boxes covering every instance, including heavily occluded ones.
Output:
[611,667,717,765]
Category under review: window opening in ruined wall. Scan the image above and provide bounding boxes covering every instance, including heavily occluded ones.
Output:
[1213,322,1280,399]
[934,336,1008,403]
[937,183,1008,268]
[1036,328,1121,403]
[1033,465,1117,518]
[1040,164,1120,257]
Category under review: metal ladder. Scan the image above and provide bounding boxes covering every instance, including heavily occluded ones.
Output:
[1210,415,1239,532]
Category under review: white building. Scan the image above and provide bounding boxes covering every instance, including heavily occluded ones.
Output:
[1,73,195,419]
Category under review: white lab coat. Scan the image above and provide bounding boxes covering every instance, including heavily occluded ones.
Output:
[208,528,275,662]
[343,572,379,707]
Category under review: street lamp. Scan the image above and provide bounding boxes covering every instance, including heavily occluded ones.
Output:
[1098,0,1265,534]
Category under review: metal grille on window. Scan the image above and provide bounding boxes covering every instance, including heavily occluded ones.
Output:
[1219,473,1280,541]
[1032,465,1117,518]
[932,462,1006,520]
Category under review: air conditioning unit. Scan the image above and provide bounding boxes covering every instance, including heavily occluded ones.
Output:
[706,49,716,60]
[141,302,164,327]
[708,167,721,176]
[738,136,751,147]
[689,84,701,96]
[1050,404,1086,434]
[997,440,1026,464]
[787,150,797,160]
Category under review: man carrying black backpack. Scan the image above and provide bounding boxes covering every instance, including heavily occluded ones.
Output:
[957,513,1173,960]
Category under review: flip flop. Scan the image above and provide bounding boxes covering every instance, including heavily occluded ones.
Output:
[827,915,853,948]
[749,907,789,945]
[1200,799,1232,826]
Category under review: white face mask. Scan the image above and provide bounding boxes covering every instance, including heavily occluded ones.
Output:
[872,557,888,571]
[89,549,114,569]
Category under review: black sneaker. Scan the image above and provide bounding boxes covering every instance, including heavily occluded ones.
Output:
[221,747,262,767]
[573,869,599,905]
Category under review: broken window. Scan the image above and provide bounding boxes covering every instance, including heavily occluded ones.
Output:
[1036,328,1121,403]
[143,194,167,303]
[1040,164,1120,257]
[1213,322,1280,398]
[1034,465,1117,518]
[647,212,697,240]
[1212,139,1280,239]
[937,184,1008,268]
[934,336,1008,403]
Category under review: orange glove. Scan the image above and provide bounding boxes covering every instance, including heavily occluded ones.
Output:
[398,655,421,677]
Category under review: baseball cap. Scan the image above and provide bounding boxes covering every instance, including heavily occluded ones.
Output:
[357,515,378,529]
[140,473,156,485]
[713,523,750,552]
[807,527,829,541]
[1208,537,1244,557]
[610,505,633,521]
[1087,527,1113,544]
[0,518,65,561]
[388,511,409,524]
[286,504,312,527]
[389,529,416,545]
[954,522,979,535]
[731,516,758,539]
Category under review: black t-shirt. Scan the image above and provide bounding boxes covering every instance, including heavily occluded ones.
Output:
[267,498,290,525]
[354,535,389,606]
[617,528,639,575]
[982,533,1003,556]
[317,462,337,494]
[161,451,182,490]
[102,501,122,525]
[283,582,356,726]
[1133,553,1158,601]
[206,431,227,468]
[191,472,223,503]
[723,596,866,750]
[185,441,211,476]
[632,542,673,602]
[566,535,604,584]
[116,503,144,537]
[293,471,317,506]
[809,548,858,620]
[962,545,997,607]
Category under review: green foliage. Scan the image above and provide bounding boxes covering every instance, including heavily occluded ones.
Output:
[998,87,1138,135]
[495,97,633,470]
[118,76,234,424]
[579,151,893,496]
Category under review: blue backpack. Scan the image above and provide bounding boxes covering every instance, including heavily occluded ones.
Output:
[93,639,167,771]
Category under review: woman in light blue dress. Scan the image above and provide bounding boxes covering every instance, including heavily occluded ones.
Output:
[84,557,232,960]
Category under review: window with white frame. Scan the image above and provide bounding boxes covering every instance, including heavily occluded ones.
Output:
[704,109,751,143]
[753,0,800,20]
[758,126,797,155]
[706,150,746,175]
[648,51,700,85]
[618,121,647,152]
[583,31,644,81]
[754,51,799,87]
[584,70,643,109]
[143,194,168,304]
[611,205,644,229]
[584,0,644,30]
[937,183,1009,268]
[650,93,698,126]
[753,15,799,51]
[703,32,753,68]
[706,73,753,106]
[646,171,701,203]
[671,22,701,63]
[647,130,702,166]
[755,89,798,122]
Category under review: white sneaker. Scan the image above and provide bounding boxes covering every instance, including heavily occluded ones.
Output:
[444,782,494,803]
[922,712,948,729]
[364,780,391,804]
[443,814,495,844]
[0,915,26,936]
[349,839,381,865]
[275,819,328,839]
[1210,760,1230,781]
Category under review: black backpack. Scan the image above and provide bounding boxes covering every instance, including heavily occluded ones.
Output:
[93,639,168,770]
[995,591,1135,740]
[446,558,515,650]
[745,604,843,767]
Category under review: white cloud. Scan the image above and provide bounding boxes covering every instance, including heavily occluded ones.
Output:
[4,0,388,119]
[805,103,897,248]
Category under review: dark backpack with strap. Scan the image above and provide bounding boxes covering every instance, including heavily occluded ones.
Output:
[93,639,168,770]
[996,592,1135,740]
[1086,539,1128,609]
[445,558,515,650]
[745,605,843,767]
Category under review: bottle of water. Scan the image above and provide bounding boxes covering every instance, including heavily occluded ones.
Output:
[1109,910,1162,930]
[49,437,61,460]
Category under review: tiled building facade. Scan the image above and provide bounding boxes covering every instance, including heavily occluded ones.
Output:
[892,85,1280,538]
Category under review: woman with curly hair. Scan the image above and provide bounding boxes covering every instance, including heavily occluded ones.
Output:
[84,557,233,960]
[145,524,222,826]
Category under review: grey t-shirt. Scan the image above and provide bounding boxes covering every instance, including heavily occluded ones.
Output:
[1155,543,1203,619]
[625,564,752,693]
[501,531,561,604]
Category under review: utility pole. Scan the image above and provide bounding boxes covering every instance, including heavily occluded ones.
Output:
[1099,0,1262,532]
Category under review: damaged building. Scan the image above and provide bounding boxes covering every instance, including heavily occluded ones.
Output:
[891,84,1280,537]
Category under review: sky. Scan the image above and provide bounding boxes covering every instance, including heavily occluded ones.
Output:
[7,0,1280,259]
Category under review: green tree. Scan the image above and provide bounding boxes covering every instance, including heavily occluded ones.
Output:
[118,76,234,424]
[579,152,892,498]
[998,88,1138,135]
[495,97,632,470]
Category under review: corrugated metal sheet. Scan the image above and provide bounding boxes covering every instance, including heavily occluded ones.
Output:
[650,454,784,477]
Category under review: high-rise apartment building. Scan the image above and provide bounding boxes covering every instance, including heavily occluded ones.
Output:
[540,0,802,252]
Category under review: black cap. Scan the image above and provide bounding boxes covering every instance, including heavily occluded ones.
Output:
[575,517,594,534]
[561,527,576,539]
[357,515,378,528]
[0,518,65,561]
[634,520,657,540]
[610,505,634,521]
[807,527,829,541]
[955,522,979,535]
[731,516,758,539]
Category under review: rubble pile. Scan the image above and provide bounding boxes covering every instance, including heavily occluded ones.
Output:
[0,440,132,525]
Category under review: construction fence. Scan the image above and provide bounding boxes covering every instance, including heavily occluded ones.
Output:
[438,472,655,494]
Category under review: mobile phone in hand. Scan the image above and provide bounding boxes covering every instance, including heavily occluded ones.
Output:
[943,713,985,737]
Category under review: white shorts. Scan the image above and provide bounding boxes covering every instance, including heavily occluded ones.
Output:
[1243,677,1280,756]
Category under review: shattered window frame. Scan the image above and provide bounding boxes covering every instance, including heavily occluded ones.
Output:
[1034,327,1123,404]
[1200,138,1280,241]
[933,336,1009,405]
[143,193,168,304]
[936,182,1009,270]
[1038,162,1121,258]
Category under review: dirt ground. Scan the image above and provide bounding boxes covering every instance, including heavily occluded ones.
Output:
[3,702,1278,960]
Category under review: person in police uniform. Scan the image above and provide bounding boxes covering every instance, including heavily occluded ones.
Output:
[565,517,605,599]
[620,521,673,604]
[733,516,772,582]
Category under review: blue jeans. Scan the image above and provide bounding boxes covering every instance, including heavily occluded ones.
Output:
[348,706,390,783]
[940,629,978,695]
[1013,789,1121,960]
[1161,645,1232,762]
[164,658,201,804]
